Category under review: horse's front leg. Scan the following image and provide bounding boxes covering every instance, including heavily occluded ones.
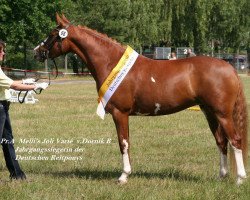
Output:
[112,109,131,184]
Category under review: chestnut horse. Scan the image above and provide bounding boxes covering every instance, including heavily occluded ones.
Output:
[35,14,248,184]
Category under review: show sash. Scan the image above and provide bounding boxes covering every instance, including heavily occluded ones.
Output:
[96,46,139,119]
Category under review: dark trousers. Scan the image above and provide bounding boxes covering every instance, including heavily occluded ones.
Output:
[0,101,25,179]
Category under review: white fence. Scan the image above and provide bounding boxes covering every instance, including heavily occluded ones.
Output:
[9,89,38,104]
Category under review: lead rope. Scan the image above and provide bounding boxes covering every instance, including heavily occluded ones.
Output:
[52,58,59,82]
[18,78,41,104]
[18,58,58,104]
[18,91,28,104]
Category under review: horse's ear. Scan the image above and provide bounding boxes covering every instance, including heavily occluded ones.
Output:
[61,14,70,24]
[56,12,67,27]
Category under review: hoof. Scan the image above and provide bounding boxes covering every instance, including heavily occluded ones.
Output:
[219,169,228,179]
[219,173,228,180]
[237,178,243,185]
[236,176,246,186]
[118,172,129,185]
[118,178,128,185]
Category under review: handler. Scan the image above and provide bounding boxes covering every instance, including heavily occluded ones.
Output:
[0,39,48,180]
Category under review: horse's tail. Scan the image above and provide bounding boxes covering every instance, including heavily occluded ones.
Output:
[230,79,248,173]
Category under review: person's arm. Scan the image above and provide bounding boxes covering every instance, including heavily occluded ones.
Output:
[14,80,23,84]
[10,81,49,91]
[10,81,36,91]
[0,69,48,91]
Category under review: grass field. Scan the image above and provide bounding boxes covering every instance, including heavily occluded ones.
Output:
[0,76,249,200]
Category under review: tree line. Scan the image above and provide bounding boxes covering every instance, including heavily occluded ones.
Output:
[0,0,249,69]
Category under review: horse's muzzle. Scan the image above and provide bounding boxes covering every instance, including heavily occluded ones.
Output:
[34,47,47,62]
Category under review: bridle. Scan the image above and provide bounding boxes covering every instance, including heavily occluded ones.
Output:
[34,23,71,77]
[35,24,70,61]
[38,24,71,74]
[18,24,71,104]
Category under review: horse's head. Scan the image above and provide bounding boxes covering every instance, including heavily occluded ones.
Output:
[34,13,72,62]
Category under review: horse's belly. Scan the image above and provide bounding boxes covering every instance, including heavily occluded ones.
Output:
[129,71,197,116]
[130,96,195,116]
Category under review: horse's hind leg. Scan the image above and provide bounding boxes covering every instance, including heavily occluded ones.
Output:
[112,109,131,184]
[201,106,229,178]
[216,115,247,184]
[215,127,229,178]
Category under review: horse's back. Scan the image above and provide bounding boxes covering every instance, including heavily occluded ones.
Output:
[137,55,238,89]
[133,55,237,93]
[142,55,235,75]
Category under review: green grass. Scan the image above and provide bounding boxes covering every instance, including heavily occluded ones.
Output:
[0,76,249,200]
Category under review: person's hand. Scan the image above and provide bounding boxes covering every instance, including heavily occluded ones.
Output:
[22,78,36,85]
[34,82,49,92]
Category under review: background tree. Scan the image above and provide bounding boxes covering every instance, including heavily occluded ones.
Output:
[239,0,250,66]
[129,0,164,51]
[69,0,164,51]
[206,0,249,53]
[68,0,131,44]
[0,0,73,69]
[0,0,249,69]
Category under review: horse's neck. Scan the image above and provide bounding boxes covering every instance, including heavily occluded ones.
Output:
[72,27,125,88]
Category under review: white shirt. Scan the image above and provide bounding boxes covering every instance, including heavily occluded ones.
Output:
[0,66,14,100]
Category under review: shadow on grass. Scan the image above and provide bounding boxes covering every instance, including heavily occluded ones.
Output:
[46,168,202,182]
